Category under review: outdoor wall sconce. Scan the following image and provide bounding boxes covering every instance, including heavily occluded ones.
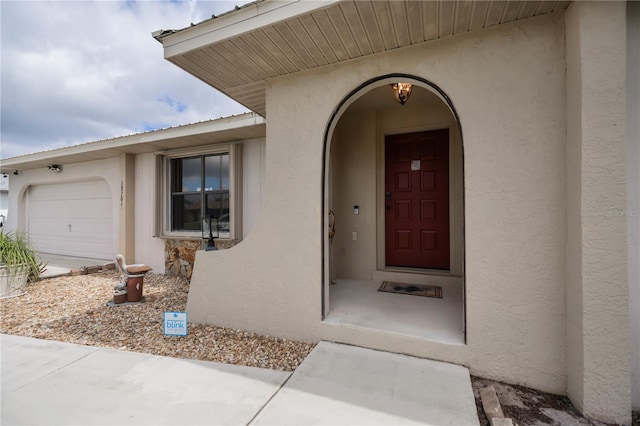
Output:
[391,82,413,106]
[48,165,62,173]
[202,215,219,251]
[12,170,20,176]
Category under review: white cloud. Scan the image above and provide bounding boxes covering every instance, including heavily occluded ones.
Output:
[0,0,252,159]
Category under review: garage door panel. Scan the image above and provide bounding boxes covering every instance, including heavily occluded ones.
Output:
[35,236,113,259]
[29,199,111,221]
[27,180,114,259]
[29,218,112,241]
[30,180,107,198]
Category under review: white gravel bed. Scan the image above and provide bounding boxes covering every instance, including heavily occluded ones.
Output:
[0,271,314,371]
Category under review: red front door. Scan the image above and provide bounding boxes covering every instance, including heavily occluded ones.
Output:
[385,129,450,269]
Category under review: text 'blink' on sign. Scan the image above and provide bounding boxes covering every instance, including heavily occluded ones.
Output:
[164,311,188,336]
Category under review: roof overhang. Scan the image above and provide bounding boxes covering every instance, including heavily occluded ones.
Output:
[0,113,265,173]
[153,0,570,117]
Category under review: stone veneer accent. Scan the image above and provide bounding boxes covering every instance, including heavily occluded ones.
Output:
[164,239,238,281]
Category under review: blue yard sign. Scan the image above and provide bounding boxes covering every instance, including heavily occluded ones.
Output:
[164,312,188,336]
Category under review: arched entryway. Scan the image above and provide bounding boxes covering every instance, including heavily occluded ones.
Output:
[322,74,466,344]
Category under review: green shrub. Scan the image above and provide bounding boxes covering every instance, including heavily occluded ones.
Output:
[0,231,42,282]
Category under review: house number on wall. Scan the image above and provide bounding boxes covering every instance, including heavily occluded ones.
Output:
[68,224,72,232]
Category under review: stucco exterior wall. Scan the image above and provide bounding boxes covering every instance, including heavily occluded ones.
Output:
[119,154,135,264]
[564,3,585,411]
[565,2,631,423]
[188,12,568,394]
[330,109,377,279]
[242,138,266,239]
[627,0,640,412]
[4,158,121,257]
[134,153,165,272]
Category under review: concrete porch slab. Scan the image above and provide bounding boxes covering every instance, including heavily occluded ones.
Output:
[252,341,480,425]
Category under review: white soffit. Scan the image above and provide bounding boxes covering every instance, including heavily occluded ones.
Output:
[156,0,571,117]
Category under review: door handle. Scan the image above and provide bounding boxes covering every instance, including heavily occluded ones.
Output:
[386,192,392,210]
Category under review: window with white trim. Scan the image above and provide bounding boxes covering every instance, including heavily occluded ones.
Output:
[170,152,229,233]
[161,144,241,240]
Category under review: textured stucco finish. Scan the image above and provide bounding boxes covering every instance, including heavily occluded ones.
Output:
[627,0,640,412]
[119,154,135,263]
[134,153,166,272]
[564,2,585,411]
[188,13,567,394]
[565,2,631,423]
[330,109,378,280]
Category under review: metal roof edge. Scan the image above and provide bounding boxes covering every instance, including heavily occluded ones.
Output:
[0,112,265,169]
[157,0,339,58]
[153,0,264,44]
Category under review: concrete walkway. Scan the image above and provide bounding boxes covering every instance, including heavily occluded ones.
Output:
[1,335,479,425]
[38,253,114,279]
[253,341,479,425]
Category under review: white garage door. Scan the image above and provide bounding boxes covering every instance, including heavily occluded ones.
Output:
[27,179,114,259]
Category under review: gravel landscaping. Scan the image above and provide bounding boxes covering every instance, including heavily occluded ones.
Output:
[0,270,314,371]
[471,376,620,426]
[2,270,636,425]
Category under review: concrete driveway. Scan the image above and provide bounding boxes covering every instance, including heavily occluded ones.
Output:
[1,335,479,425]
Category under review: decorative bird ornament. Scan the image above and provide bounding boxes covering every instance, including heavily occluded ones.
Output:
[115,254,152,275]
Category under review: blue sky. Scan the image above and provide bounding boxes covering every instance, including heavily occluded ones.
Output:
[0,1,252,159]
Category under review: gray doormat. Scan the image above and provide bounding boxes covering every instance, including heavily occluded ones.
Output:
[378,282,442,298]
